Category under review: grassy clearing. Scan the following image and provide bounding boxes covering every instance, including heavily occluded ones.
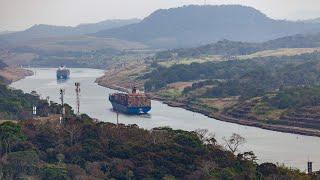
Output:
[239,48,320,59]
[158,88,183,99]
[251,101,286,121]
[158,55,222,67]
[167,82,193,90]
[158,48,320,68]
[199,97,238,112]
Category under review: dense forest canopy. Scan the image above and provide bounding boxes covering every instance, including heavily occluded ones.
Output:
[0,117,312,179]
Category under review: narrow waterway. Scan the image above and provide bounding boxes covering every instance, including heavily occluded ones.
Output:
[11,68,320,171]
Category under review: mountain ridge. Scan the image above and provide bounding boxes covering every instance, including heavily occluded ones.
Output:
[93,5,320,48]
[0,19,140,44]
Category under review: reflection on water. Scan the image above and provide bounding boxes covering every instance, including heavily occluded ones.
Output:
[110,109,152,119]
[57,79,69,84]
[10,68,320,171]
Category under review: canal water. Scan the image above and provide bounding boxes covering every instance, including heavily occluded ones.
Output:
[10,68,320,171]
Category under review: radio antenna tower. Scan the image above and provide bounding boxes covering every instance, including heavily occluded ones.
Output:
[75,82,81,117]
[60,88,65,120]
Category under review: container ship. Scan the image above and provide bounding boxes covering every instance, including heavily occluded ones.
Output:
[56,66,70,80]
[109,87,151,114]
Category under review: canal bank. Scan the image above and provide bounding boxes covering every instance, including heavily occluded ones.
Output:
[97,80,320,138]
[11,68,320,171]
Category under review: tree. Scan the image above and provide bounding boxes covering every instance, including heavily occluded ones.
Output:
[2,150,40,178]
[223,133,246,154]
[220,168,236,180]
[195,129,216,145]
[0,122,25,155]
[63,118,82,145]
[257,163,278,177]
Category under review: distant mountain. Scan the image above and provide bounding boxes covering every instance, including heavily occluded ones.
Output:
[0,19,140,44]
[0,31,15,35]
[75,19,140,34]
[264,32,320,48]
[155,32,320,59]
[93,5,320,48]
[303,18,320,24]
[1,25,75,44]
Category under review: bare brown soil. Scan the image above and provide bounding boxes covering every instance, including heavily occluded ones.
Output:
[0,67,33,84]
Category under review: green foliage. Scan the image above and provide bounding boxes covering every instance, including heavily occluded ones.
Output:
[0,122,26,155]
[144,52,320,101]
[257,163,278,176]
[266,86,320,109]
[3,151,40,178]
[41,164,70,180]
[173,131,202,148]
[0,84,56,120]
[155,32,320,60]
[155,39,262,60]
[0,115,311,179]
[220,167,237,179]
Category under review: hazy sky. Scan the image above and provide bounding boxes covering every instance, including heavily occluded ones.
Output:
[1,0,320,31]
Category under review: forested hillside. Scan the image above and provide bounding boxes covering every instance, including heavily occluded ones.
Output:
[1,118,312,179]
[140,52,320,133]
[155,33,320,60]
[144,52,320,93]
[0,84,57,120]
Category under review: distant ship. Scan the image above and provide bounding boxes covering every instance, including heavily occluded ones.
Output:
[109,87,151,114]
[56,66,70,80]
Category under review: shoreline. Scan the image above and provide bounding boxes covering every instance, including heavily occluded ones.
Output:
[0,67,34,84]
[97,82,320,138]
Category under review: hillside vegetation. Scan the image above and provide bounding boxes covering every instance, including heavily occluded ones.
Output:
[1,118,312,179]
[0,84,56,120]
[139,52,320,133]
[155,33,320,60]
[144,53,320,93]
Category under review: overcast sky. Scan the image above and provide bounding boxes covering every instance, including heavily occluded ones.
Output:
[1,0,320,31]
